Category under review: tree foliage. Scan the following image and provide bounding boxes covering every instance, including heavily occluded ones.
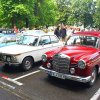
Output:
[0,0,35,28]
[93,0,100,29]
[0,0,99,29]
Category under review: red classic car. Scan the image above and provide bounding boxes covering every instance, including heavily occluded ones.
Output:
[40,31,100,87]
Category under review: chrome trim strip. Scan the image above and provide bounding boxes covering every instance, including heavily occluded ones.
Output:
[40,66,91,83]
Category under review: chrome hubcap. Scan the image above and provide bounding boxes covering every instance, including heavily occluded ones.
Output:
[25,61,31,69]
[91,70,96,84]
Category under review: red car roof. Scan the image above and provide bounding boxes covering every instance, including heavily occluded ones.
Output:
[74,31,100,37]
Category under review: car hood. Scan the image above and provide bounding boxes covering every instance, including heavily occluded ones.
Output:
[57,45,98,61]
[0,44,38,55]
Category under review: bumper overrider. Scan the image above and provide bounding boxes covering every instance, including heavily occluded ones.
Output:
[40,66,92,83]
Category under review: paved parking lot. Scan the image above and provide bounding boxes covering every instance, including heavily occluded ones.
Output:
[0,62,100,100]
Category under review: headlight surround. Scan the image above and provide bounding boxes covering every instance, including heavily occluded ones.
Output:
[42,54,47,62]
[2,55,17,63]
[78,60,86,69]
[11,56,17,63]
[6,56,11,62]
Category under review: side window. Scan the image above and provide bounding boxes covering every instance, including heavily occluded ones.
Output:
[50,35,59,43]
[39,36,51,45]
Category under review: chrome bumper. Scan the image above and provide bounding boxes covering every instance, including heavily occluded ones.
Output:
[0,61,20,66]
[40,66,91,83]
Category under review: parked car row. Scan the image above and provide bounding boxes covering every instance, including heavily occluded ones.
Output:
[0,30,64,71]
[0,30,100,87]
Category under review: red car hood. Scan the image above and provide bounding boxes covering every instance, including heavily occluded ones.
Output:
[46,46,98,62]
[55,45,98,61]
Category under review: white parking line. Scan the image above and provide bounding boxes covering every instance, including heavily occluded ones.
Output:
[0,80,15,89]
[1,70,40,86]
[2,77,23,86]
[13,70,40,81]
[90,88,100,100]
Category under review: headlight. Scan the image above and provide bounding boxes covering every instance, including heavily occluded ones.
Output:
[2,55,6,61]
[42,54,47,62]
[6,56,11,62]
[78,60,86,69]
[11,56,17,62]
[2,55,17,62]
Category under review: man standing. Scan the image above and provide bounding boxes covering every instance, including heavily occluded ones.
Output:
[54,24,60,39]
[60,23,67,42]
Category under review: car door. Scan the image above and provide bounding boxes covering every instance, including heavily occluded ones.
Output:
[34,35,52,61]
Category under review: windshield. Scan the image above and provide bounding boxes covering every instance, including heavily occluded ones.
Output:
[66,35,98,48]
[17,35,39,46]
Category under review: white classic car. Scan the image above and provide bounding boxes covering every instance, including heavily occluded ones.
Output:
[0,30,64,71]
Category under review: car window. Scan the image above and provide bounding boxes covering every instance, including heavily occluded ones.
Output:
[39,36,51,45]
[66,35,98,48]
[17,35,39,46]
[50,35,59,43]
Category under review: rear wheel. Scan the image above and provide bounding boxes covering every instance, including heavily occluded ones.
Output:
[86,67,97,87]
[21,57,33,71]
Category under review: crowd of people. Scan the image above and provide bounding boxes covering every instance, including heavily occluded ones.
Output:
[54,23,100,42]
[54,23,74,42]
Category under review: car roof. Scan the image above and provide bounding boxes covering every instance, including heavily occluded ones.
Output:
[74,31,100,37]
[23,30,54,36]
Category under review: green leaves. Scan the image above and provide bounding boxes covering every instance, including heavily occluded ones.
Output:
[0,0,99,29]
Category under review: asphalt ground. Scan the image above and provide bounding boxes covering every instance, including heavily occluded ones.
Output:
[0,62,100,100]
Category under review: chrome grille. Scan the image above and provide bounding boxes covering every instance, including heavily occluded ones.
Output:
[52,54,70,74]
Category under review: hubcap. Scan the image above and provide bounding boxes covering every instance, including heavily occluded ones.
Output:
[91,69,96,84]
[25,61,31,69]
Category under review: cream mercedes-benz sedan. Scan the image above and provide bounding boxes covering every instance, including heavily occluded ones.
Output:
[0,30,64,71]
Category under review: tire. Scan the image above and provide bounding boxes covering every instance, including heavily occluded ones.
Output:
[86,67,97,87]
[21,57,33,71]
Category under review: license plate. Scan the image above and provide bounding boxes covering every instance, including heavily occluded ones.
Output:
[50,72,65,79]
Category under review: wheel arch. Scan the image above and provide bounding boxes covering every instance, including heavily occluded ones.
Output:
[22,56,34,63]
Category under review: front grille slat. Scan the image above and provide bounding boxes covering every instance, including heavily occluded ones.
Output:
[52,54,70,74]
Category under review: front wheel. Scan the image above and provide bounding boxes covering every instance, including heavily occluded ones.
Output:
[86,67,97,87]
[21,57,33,71]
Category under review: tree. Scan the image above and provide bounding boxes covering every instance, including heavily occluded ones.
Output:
[34,0,58,28]
[56,0,71,24]
[0,0,35,28]
[93,0,100,29]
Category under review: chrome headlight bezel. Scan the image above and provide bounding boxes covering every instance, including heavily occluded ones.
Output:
[11,56,17,62]
[78,60,86,69]
[2,55,17,63]
[42,54,47,62]
[6,56,11,62]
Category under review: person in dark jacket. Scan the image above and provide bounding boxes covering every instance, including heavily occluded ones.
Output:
[60,23,67,42]
[54,25,60,39]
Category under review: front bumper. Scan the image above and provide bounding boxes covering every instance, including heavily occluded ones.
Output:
[40,66,92,83]
[0,61,20,66]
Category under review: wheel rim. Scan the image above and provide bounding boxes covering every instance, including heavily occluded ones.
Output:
[24,60,32,70]
[91,69,96,84]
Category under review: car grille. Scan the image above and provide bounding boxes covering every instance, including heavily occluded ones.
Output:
[52,54,70,74]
